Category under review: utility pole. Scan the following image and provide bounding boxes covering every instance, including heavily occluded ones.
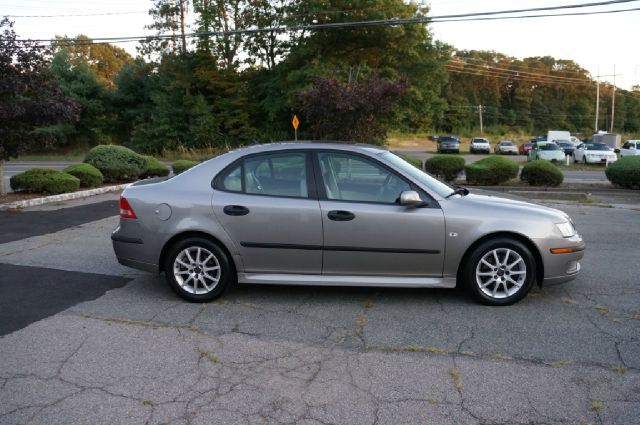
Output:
[610,65,616,133]
[478,104,484,135]
[595,67,600,133]
[179,0,187,55]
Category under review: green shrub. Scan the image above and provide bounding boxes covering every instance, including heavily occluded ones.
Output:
[399,155,423,169]
[605,156,640,189]
[63,163,103,188]
[172,159,199,175]
[465,156,519,185]
[424,155,465,181]
[142,156,170,178]
[520,160,564,187]
[10,168,80,195]
[83,145,146,182]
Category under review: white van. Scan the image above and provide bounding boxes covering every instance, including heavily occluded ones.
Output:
[547,130,572,145]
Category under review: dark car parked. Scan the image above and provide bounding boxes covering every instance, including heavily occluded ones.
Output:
[554,140,575,156]
[437,136,460,154]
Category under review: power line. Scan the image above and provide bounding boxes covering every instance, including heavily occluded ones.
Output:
[5,0,637,19]
[13,1,640,45]
[4,11,146,18]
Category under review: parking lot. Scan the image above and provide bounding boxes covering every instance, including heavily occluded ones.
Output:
[0,194,639,424]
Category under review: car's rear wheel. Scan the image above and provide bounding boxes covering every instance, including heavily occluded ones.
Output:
[164,237,232,302]
[462,238,536,306]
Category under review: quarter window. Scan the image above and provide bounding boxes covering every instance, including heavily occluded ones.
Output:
[317,152,410,204]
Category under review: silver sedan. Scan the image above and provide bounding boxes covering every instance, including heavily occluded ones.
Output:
[112,143,585,306]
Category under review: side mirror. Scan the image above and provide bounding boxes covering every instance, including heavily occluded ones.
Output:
[399,191,427,207]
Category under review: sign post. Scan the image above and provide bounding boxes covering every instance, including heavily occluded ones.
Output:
[292,115,299,141]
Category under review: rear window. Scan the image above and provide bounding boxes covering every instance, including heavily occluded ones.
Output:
[540,144,561,151]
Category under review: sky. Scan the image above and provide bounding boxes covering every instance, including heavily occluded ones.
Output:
[3,0,639,89]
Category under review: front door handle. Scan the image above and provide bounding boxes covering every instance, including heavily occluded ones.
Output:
[327,210,355,221]
[223,205,250,216]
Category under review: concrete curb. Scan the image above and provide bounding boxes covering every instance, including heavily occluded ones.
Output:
[0,184,129,211]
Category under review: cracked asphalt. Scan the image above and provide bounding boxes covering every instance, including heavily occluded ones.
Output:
[0,197,639,424]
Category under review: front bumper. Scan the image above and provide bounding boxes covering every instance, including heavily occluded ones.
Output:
[584,156,617,164]
[439,145,460,152]
[536,235,585,286]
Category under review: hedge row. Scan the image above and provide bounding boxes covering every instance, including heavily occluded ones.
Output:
[424,155,465,181]
[63,163,103,188]
[10,169,80,195]
[464,156,519,185]
[520,160,564,187]
[172,160,199,175]
[10,145,198,196]
[606,156,640,189]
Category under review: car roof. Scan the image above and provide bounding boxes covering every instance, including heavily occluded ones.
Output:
[225,141,388,156]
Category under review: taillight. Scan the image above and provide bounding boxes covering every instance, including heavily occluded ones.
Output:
[119,196,137,219]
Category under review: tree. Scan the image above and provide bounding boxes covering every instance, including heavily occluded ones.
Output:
[0,18,78,195]
[243,0,291,70]
[53,35,133,85]
[193,0,249,69]
[45,50,110,148]
[252,0,449,134]
[141,0,188,57]
[299,75,407,144]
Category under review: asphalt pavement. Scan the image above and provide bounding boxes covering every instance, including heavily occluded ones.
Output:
[0,195,639,424]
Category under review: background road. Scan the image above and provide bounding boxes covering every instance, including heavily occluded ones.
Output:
[0,195,638,424]
[393,149,609,183]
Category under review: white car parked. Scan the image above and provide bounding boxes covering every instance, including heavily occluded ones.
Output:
[470,137,491,153]
[528,142,566,162]
[573,143,618,165]
[620,140,640,158]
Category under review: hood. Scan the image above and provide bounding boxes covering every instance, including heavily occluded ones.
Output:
[451,189,568,222]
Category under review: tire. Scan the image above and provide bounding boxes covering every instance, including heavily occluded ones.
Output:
[461,237,536,306]
[164,237,233,302]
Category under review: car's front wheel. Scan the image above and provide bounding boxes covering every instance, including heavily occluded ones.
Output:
[164,237,233,302]
[462,238,536,306]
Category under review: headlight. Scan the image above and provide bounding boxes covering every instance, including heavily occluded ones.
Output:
[555,221,575,237]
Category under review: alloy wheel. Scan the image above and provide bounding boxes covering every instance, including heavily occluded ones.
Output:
[173,246,221,294]
[475,248,527,299]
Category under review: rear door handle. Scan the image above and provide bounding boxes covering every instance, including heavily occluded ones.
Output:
[327,210,355,221]
[223,205,250,216]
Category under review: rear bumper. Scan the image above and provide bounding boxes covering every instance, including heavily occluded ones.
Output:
[112,226,159,273]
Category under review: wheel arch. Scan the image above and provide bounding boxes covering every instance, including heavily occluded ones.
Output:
[159,231,238,276]
[456,231,544,286]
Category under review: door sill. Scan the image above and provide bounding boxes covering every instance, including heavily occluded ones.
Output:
[237,273,456,288]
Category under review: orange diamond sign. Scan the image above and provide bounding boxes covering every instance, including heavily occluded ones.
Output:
[292,115,300,130]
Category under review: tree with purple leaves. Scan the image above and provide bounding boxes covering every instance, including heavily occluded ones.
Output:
[299,75,408,145]
[0,18,78,195]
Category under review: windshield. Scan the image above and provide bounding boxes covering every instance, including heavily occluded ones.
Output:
[381,152,454,198]
[500,141,514,146]
[556,142,571,147]
[473,139,488,143]
[439,136,459,143]
[540,144,561,151]
[585,143,610,151]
